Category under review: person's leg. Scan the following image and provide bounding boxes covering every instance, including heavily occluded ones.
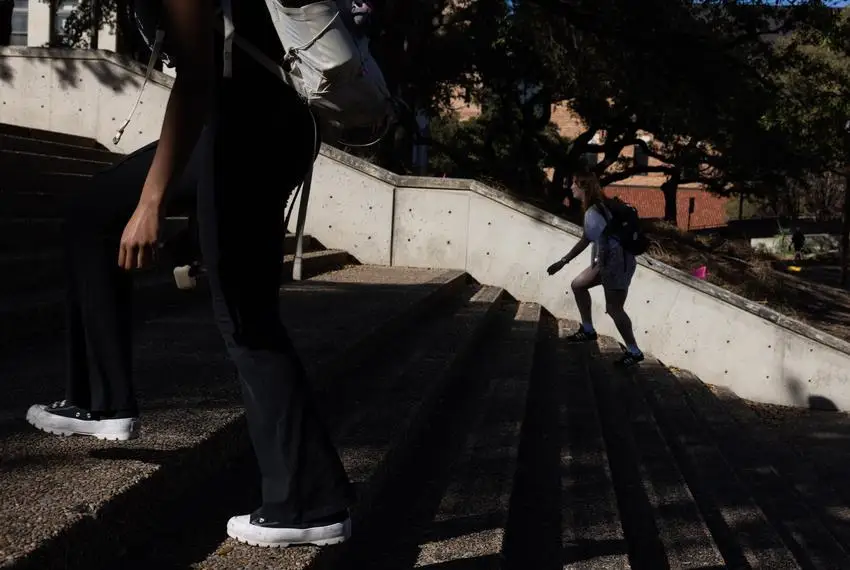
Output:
[601,249,643,366]
[197,74,351,546]
[27,140,201,440]
[27,142,155,439]
[566,265,602,341]
[604,289,637,347]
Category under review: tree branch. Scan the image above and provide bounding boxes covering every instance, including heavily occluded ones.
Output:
[600,165,672,186]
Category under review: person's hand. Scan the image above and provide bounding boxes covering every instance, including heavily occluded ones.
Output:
[547,258,568,275]
[118,202,162,271]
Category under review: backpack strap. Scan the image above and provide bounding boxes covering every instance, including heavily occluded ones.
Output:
[217,1,341,81]
[113,28,166,145]
[212,8,298,91]
[596,201,613,224]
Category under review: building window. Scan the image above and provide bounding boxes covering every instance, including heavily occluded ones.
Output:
[55,0,77,40]
[10,0,28,46]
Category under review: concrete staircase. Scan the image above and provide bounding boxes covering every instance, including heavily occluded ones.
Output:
[4,128,850,570]
[0,124,350,353]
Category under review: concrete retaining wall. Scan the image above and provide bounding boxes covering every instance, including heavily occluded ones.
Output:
[3,47,849,411]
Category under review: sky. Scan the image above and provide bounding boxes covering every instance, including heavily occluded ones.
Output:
[503,0,850,5]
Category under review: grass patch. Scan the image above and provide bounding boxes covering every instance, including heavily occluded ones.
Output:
[644,220,850,338]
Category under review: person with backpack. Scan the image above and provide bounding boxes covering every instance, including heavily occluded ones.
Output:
[792,227,806,261]
[546,166,646,367]
[25,0,356,548]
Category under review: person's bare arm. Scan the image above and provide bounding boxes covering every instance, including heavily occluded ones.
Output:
[119,0,215,270]
[139,0,215,209]
[561,236,590,264]
[547,235,590,275]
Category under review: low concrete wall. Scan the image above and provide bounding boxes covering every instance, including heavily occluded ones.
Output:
[3,47,850,411]
[296,150,850,411]
[0,47,172,153]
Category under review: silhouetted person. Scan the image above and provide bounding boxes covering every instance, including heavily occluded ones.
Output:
[0,0,14,46]
[792,227,806,261]
[25,0,353,549]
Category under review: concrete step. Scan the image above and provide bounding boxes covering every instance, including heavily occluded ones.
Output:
[0,149,113,176]
[703,381,850,559]
[0,216,195,255]
[0,248,347,353]
[0,218,64,252]
[280,248,350,282]
[0,249,65,297]
[636,360,799,568]
[0,171,91,191]
[407,302,542,570]
[0,190,71,219]
[0,187,323,225]
[0,174,91,213]
[548,320,629,570]
[591,335,726,568]
[0,266,471,570]
[0,272,190,357]
[673,368,850,569]
[2,263,849,568]
[0,234,322,299]
[0,123,106,149]
[0,133,123,163]
[192,285,506,570]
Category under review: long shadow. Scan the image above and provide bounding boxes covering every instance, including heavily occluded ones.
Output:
[0,56,12,82]
[586,341,670,569]
[305,301,517,570]
[1,48,146,93]
[501,315,565,570]
[87,441,367,570]
[105,278,476,570]
[1,277,460,570]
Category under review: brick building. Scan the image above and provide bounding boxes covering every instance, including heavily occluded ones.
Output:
[454,98,729,230]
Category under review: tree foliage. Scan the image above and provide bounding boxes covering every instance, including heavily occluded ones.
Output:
[51,0,850,229]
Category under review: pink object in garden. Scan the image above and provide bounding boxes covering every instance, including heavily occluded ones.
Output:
[691,265,708,279]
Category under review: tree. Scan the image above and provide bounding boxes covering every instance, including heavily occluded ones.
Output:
[440,0,840,225]
[342,0,511,172]
[768,7,850,281]
[758,172,846,221]
[52,0,121,49]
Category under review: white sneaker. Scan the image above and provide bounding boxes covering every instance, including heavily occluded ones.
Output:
[26,400,140,441]
[226,512,351,548]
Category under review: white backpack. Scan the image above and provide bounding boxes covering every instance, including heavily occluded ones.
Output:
[223,0,395,138]
[115,0,396,146]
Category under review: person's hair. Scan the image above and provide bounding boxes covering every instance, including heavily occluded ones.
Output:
[573,165,605,213]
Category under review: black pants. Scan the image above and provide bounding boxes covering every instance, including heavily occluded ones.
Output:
[62,72,352,523]
[0,1,13,47]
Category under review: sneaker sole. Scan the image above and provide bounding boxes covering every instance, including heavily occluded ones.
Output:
[225,532,348,548]
[26,408,140,441]
[226,518,351,548]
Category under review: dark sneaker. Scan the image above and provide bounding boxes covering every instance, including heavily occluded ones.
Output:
[226,509,351,548]
[26,400,140,441]
[565,327,598,342]
[615,351,645,368]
